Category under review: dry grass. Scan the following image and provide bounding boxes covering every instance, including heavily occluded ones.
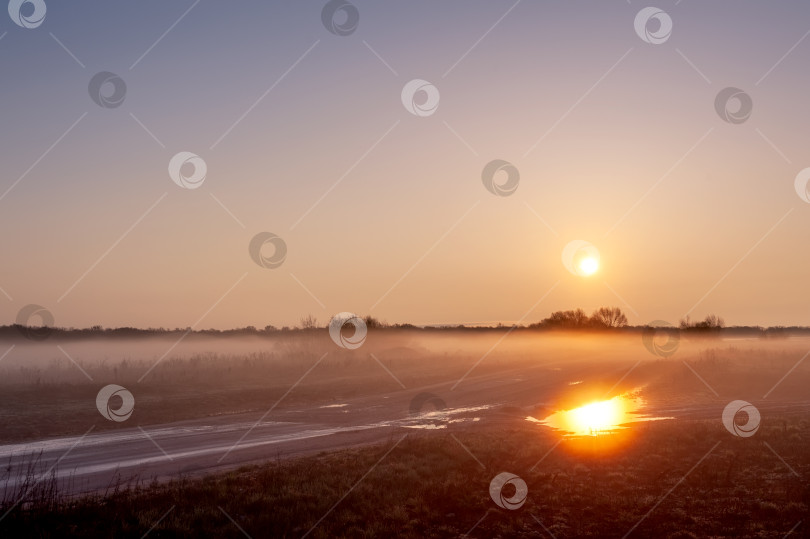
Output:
[1,415,808,538]
[2,332,810,536]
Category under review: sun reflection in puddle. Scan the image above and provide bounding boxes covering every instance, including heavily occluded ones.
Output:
[533,391,671,436]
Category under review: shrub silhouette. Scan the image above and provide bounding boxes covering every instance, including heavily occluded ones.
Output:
[535,307,628,329]
[679,314,724,332]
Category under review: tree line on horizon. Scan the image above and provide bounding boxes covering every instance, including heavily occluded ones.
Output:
[0,307,764,339]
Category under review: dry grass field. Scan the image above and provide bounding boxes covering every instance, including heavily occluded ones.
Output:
[0,330,809,536]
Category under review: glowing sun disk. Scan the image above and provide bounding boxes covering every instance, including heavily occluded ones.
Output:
[579,257,599,275]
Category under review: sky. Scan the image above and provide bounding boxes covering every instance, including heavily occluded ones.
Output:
[1,0,810,329]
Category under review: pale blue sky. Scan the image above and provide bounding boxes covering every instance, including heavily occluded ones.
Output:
[1,1,809,328]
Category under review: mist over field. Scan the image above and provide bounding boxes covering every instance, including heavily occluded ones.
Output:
[2,327,809,445]
[2,327,810,537]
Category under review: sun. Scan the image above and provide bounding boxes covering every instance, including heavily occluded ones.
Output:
[578,256,599,276]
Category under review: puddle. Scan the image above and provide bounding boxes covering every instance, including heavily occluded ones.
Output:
[387,404,492,429]
[532,390,672,436]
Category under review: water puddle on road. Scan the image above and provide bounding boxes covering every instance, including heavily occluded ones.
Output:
[388,405,492,429]
[531,390,672,436]
[402,417,483,430]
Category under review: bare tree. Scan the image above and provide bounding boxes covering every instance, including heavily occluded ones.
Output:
[299,314,318,330]
[542,309,589,328]
[364,315,384,329]
[702,314,724,329]
[680,314,724,331]
[590,307,628,328]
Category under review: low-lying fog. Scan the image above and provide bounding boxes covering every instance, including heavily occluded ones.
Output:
[0,329,804,387]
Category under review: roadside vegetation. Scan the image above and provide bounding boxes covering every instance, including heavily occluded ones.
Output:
[1,415,808,538]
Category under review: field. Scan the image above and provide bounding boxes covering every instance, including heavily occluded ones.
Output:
[1,417,808,538]
[0,330,809,537]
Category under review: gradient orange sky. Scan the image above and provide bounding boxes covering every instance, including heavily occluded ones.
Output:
[1,1,809,329]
